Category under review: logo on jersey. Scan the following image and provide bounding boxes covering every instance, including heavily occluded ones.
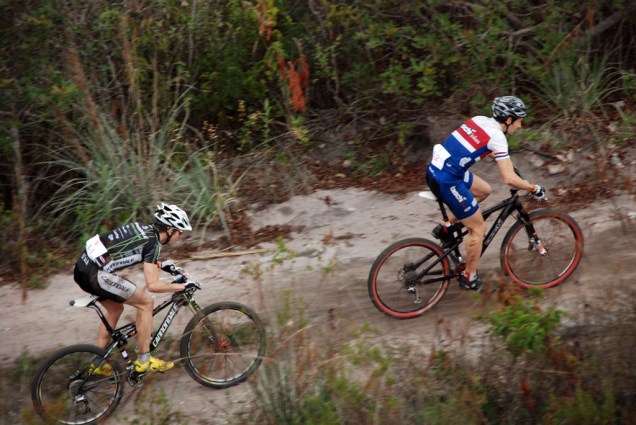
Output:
[455,119,491,151]
[460,124,476,136]
[450,186,466,203]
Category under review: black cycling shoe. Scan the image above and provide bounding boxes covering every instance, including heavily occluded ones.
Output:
[432,224,453,243]
[458,273,483,291]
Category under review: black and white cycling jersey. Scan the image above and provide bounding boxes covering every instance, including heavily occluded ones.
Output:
[96,222,161,272]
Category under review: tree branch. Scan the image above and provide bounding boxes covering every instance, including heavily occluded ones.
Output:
[581,0,636,41]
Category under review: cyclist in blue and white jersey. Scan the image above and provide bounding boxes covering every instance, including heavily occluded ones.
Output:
[426,96,545,291]
[74,203,198,374]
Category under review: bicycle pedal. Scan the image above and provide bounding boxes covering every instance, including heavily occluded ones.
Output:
[127,371,147,388]
[127,375,145,388]
[127,379,145,388]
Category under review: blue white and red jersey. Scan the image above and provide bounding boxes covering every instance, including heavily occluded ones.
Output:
[430,115,509,177]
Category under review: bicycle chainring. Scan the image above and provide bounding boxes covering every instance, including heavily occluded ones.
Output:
[455,263,466,278]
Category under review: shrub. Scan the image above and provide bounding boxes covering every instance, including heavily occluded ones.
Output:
[487,293,564,357]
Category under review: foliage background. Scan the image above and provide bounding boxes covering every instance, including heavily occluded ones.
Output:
[0,2,635,421]
[0,0,635,279]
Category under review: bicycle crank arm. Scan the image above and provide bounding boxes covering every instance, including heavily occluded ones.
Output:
[126,368,147,388]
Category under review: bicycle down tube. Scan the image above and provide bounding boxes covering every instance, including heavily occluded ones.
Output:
[416,190,530,286]
[481,191,528,253]
[100,293,200,357]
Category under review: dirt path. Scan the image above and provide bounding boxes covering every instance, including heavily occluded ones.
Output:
[2,155,635,424]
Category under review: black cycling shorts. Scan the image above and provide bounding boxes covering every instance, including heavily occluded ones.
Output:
[74,252,137,303]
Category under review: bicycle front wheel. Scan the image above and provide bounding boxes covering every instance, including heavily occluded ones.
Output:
[31,344,123,425]
[181,301,266,389]
[368,238,452,319]
[501,209,584,288]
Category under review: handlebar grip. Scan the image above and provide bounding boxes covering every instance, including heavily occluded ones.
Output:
[171,274,187,284]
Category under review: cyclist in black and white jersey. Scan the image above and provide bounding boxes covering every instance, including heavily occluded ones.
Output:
[74,203,198,374]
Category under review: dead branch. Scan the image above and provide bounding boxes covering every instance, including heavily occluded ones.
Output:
[190,248,269,261]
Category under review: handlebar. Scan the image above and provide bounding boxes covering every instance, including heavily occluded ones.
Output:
[165,265,202,292]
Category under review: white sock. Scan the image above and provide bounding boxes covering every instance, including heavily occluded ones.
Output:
[138,352,151,364]
[463,271,478,282]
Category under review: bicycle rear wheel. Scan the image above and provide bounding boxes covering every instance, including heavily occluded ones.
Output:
[500,209,584,288]
[181,301,266,389]
[31,344,123,425]
[368,237,452,319]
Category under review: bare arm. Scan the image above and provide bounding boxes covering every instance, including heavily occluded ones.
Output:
[495,158,537,191]
[143,262,186,293]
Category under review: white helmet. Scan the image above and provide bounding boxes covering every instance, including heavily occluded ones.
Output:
[154,203,192,231]
[492,96,527,121]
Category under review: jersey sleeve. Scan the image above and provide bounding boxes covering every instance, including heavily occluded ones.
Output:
[488,132,509,161]
[142,237,161,264]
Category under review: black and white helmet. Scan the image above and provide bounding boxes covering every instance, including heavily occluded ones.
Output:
[154,203,192,231]
[492,96,527,121]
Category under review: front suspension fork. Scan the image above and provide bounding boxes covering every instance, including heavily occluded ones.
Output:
[518,210,548,256]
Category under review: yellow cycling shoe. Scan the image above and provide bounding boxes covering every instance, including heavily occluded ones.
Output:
[134,356,174,373]
[89,362,114,377]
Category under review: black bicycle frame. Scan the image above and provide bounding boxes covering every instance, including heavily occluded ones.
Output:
[90,292,203,357]
[480,189,533,253]
[415,188,536,285]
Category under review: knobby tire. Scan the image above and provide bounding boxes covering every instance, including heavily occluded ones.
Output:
[31,344,123,425]
[180,301,266,388]
[368,238,451,319]
[500,209,584,288]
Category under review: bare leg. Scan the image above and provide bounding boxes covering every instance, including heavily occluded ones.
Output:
[461,174,490,274]
[124,288,154,353]
[470,174,492,203]
[460,208,486,275]
[97,300,124,348]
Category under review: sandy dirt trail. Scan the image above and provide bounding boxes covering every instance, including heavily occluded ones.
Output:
[1,156,635,424]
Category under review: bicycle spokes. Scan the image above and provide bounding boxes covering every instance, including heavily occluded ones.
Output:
[529,236,548,256]
[33,347,123,425]
[399,267,424,303]
[368,238,451,319]
[181,304,265,388]
[501,209,583,288]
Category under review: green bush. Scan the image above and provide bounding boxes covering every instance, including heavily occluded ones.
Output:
[487,294,564,357]
[543,384,617,425]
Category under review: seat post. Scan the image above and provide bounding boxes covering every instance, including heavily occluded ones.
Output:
[437,199,451,223]
[89,302,115,336]
[426,174,451,225]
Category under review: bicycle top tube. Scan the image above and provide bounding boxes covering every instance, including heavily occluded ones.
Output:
[70,290,192,345]
[432,189,526,261]
[113,292,190,338]
[481,190,520,221]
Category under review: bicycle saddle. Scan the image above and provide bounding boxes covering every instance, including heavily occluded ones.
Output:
[418,191,438,201]
[69,295,102,308]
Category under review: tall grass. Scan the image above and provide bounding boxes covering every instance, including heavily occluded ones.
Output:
[239,287,636,424]
[36,106,244,241]
[536,48,623,119]
[176,150,245,238]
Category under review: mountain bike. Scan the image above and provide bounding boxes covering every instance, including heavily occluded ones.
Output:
[368,170,584,319]
[31,268,266,425]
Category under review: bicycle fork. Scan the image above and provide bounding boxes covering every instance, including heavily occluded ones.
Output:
[518,211,548,257]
